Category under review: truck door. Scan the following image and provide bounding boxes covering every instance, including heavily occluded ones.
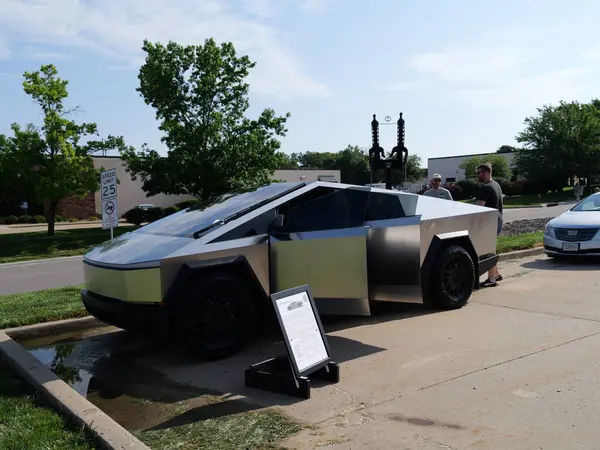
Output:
[269,186,372,316]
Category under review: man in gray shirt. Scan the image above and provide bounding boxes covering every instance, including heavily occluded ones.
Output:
[424,173,453,200]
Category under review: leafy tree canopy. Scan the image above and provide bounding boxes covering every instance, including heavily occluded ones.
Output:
[459,154,512,180]
[1,64,129,235]
[276,145,425,185]
[515,100,600,183]
[120,38,290,203]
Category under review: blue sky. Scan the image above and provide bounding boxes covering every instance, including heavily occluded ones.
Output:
[1,0,600,167]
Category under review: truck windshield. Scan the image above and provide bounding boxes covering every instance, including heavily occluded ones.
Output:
[133,182,305,238]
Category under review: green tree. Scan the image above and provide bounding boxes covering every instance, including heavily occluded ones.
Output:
[120,39,289,203]
[496,145,517,153]
[7,64,129,235]
[459,154,512,180]
[515,100,600,186]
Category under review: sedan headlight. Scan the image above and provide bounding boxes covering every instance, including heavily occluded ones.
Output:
[544,224,555,238]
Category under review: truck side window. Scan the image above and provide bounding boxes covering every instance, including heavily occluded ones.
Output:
[284,188,370,232]
[365,193,406,221]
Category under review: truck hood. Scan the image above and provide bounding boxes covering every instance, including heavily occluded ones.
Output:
[549,210,600,228]
[84,230,195,266]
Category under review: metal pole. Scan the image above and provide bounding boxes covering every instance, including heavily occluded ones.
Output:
[110,227,114,240]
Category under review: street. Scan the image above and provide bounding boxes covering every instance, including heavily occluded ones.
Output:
[503,203,572,222]
[0,204,573,295]
[0,257,84,295]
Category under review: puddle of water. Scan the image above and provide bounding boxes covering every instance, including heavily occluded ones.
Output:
[19,329,231,431]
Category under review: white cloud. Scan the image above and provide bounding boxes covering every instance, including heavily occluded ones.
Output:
[0,0,330,99]
[385,30,600,110]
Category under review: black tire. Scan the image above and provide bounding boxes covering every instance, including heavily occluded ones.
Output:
[426,245,475,310]
[176,271,258,361]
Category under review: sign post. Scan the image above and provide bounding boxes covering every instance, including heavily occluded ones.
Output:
[100,168,118,239]
[244,285,340,399]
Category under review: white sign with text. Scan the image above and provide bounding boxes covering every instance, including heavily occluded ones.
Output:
[101,168,117,201]
[275,291,329,374]
[102,198,119,230]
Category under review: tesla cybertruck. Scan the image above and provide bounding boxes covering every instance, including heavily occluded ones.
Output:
[81,180,500,361]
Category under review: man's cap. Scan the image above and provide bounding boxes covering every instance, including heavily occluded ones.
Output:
[432,173,442,180]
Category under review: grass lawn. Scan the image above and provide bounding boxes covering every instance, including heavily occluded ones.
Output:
[136,409,303,450]
[497,232,544,253]
[0,285,86,329]
[502,189,575,208]
[0,363,96,449]
[0,227,134,264]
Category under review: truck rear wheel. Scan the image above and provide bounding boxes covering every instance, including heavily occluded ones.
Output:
[176,272,258,361]
[426,245,475,310]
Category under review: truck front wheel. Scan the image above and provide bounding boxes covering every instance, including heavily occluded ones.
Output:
[176,272,258,361]
[426,245,475,310]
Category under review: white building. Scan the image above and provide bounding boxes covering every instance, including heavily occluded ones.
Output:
[427,152,516,182]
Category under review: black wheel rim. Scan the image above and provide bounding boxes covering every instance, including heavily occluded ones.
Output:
[194,287,240,349]
[441,254,471,302]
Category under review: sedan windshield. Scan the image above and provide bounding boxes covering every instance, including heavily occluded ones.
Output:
[134,182,305,238]
[570,194,600,212]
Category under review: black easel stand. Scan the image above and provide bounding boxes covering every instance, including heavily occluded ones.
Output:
[245,355,340,399]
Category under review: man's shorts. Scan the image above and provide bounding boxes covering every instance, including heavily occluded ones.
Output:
[497,217,503,236]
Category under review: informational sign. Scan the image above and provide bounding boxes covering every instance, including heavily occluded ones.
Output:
[101,168,117,201]
[102,198,119,230]
[271,285,331,378]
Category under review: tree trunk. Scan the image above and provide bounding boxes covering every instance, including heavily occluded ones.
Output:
[46,200,58,236]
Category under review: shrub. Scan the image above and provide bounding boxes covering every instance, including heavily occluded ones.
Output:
[455,179,478,199]
[147,207,164,222]
[34,215,46,223]
[162,205,180,217]
[89,215,99,221]
[68,217,79,222]
[17,215,31,224]
[55,215,64,222]
[123,207,146,226]
[4,215,17,225]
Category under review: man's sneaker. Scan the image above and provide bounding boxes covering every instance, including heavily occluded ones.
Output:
[481,278,498,287]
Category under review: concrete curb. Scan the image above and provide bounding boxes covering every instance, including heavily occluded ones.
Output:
[498,246,545,261]
[0,331,150,449]
[4,316,105,341]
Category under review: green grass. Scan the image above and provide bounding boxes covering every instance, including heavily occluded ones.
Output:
[502,189,574,208]
[136,409,303,450]
[497,231,544,253]
[0,364,96,449]
[0,285,86,329]
[0,227,134,264]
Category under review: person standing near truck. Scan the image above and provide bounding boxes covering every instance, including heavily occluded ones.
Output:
[475,163,503,287]
[424,173,453,200]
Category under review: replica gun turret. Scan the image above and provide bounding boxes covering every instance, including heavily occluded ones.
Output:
[368,113,409,190]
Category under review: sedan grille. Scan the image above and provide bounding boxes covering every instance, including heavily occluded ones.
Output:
[554,227,599,242]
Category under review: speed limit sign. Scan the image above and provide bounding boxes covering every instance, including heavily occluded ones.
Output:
[101,168,117,201]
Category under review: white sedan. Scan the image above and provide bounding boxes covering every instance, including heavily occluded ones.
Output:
[544,192,600,257]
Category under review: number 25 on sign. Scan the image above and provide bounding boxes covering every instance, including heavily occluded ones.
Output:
[101,168,117,200]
